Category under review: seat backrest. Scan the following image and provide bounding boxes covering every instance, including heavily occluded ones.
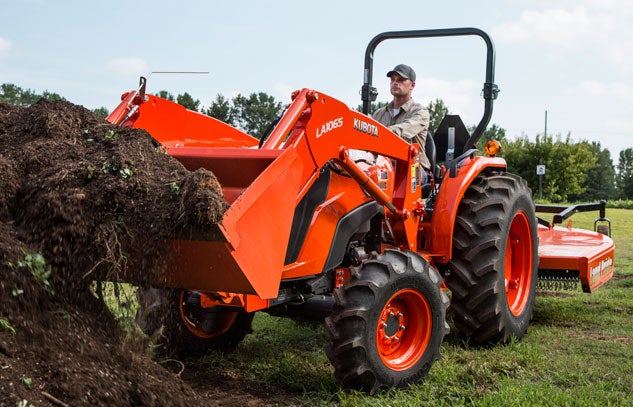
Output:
[425,132,437,179]
[432,114,471,163]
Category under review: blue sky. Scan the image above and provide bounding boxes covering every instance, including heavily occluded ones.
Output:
[2,0,631,159]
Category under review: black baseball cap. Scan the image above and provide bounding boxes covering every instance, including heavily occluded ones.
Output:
[387,64,416,81]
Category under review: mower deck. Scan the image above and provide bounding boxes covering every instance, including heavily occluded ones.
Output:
[537,224,614,292]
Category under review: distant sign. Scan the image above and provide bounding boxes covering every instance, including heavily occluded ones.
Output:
[536,165,546,175]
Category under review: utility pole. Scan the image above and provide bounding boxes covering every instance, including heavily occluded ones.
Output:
[538,110,548,200]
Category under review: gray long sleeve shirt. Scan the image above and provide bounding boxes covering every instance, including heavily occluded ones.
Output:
[372,98,430,169]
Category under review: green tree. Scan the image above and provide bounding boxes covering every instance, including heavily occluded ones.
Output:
[356,101,388,115]
[1,83,65,106]
[470,123,508,151]
[427,98,449,134]
[370,101,389,115]
[3,82,110,118]
[569,141,616,202]
[616,148,633,199]
[503,135,535,184]
[176,92,200,111]
[92,107,110,118]
[504,133,595,202]
[40,90,64,102]
[201,92,282,139]
[155,90,175,101]
[203,94,235,126]
[231,92,282,139]
[549,135,595,202]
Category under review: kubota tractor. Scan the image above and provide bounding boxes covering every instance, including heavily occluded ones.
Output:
[106,28,615,393]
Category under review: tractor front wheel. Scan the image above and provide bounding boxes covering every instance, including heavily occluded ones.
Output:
[325,249,449,394]
[447,172,538,345]
[135,288,253,358]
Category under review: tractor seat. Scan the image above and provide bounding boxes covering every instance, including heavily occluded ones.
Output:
[421,132,437,198]
[432,114,471,163]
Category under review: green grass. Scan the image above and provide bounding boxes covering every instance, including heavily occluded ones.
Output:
[94,281,141,338]
[107,208,633,405]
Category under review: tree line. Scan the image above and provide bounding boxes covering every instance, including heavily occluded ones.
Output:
[2,83,632,203]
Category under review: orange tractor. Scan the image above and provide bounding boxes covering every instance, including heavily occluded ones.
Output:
[107,28,615,393]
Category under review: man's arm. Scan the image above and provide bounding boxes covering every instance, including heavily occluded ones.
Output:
[371,106,390,127]
[388,104,429,142]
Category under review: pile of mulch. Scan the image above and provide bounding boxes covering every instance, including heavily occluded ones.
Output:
[0,100,229,405]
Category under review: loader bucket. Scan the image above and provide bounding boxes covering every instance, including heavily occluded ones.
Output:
[108,90,259,149]
[156,146,306,299]
[108,86,307,299]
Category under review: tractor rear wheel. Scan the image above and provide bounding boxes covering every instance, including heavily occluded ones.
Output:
[135,288,253,358]
[325,249,449,394]
[446,172,538,345]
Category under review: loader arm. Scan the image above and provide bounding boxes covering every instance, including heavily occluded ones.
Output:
[269,88,426,251]
[124,88,426,299]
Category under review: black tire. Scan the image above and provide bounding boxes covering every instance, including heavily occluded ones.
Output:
[135,288,254,358]
[446,172,538,345]
[325,249,449,394]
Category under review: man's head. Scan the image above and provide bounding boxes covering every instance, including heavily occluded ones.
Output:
[387,64,416,82]
[387,64,416,101]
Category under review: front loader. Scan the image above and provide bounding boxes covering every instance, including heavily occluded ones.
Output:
[107,28,615,393]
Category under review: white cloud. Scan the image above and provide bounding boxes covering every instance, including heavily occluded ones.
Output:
[491,6,603,47]
[606,40,633,73]
[0,37,12,53]
[418,78,481,120]
[106,57,148,76]
[370,75,482,123]
[272,82,295,104]
[577,80,607,96]
[492,2,633,71]
[606,118,633,133]
[574,80,633,102]
[583,0,633,14]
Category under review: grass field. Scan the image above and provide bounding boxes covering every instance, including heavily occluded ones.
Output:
[110,208,633,406]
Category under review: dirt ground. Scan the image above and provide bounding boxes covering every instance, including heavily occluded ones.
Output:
[0,101,285,406]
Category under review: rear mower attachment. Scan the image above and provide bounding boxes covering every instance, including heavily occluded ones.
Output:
[536,201,614,293]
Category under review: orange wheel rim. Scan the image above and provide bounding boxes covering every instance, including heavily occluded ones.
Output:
[504,211,534,316]
[179,291,238,339]
[376,288,432,371]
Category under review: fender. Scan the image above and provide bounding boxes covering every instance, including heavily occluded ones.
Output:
[323,201,384,272]
[429,155,507,261]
